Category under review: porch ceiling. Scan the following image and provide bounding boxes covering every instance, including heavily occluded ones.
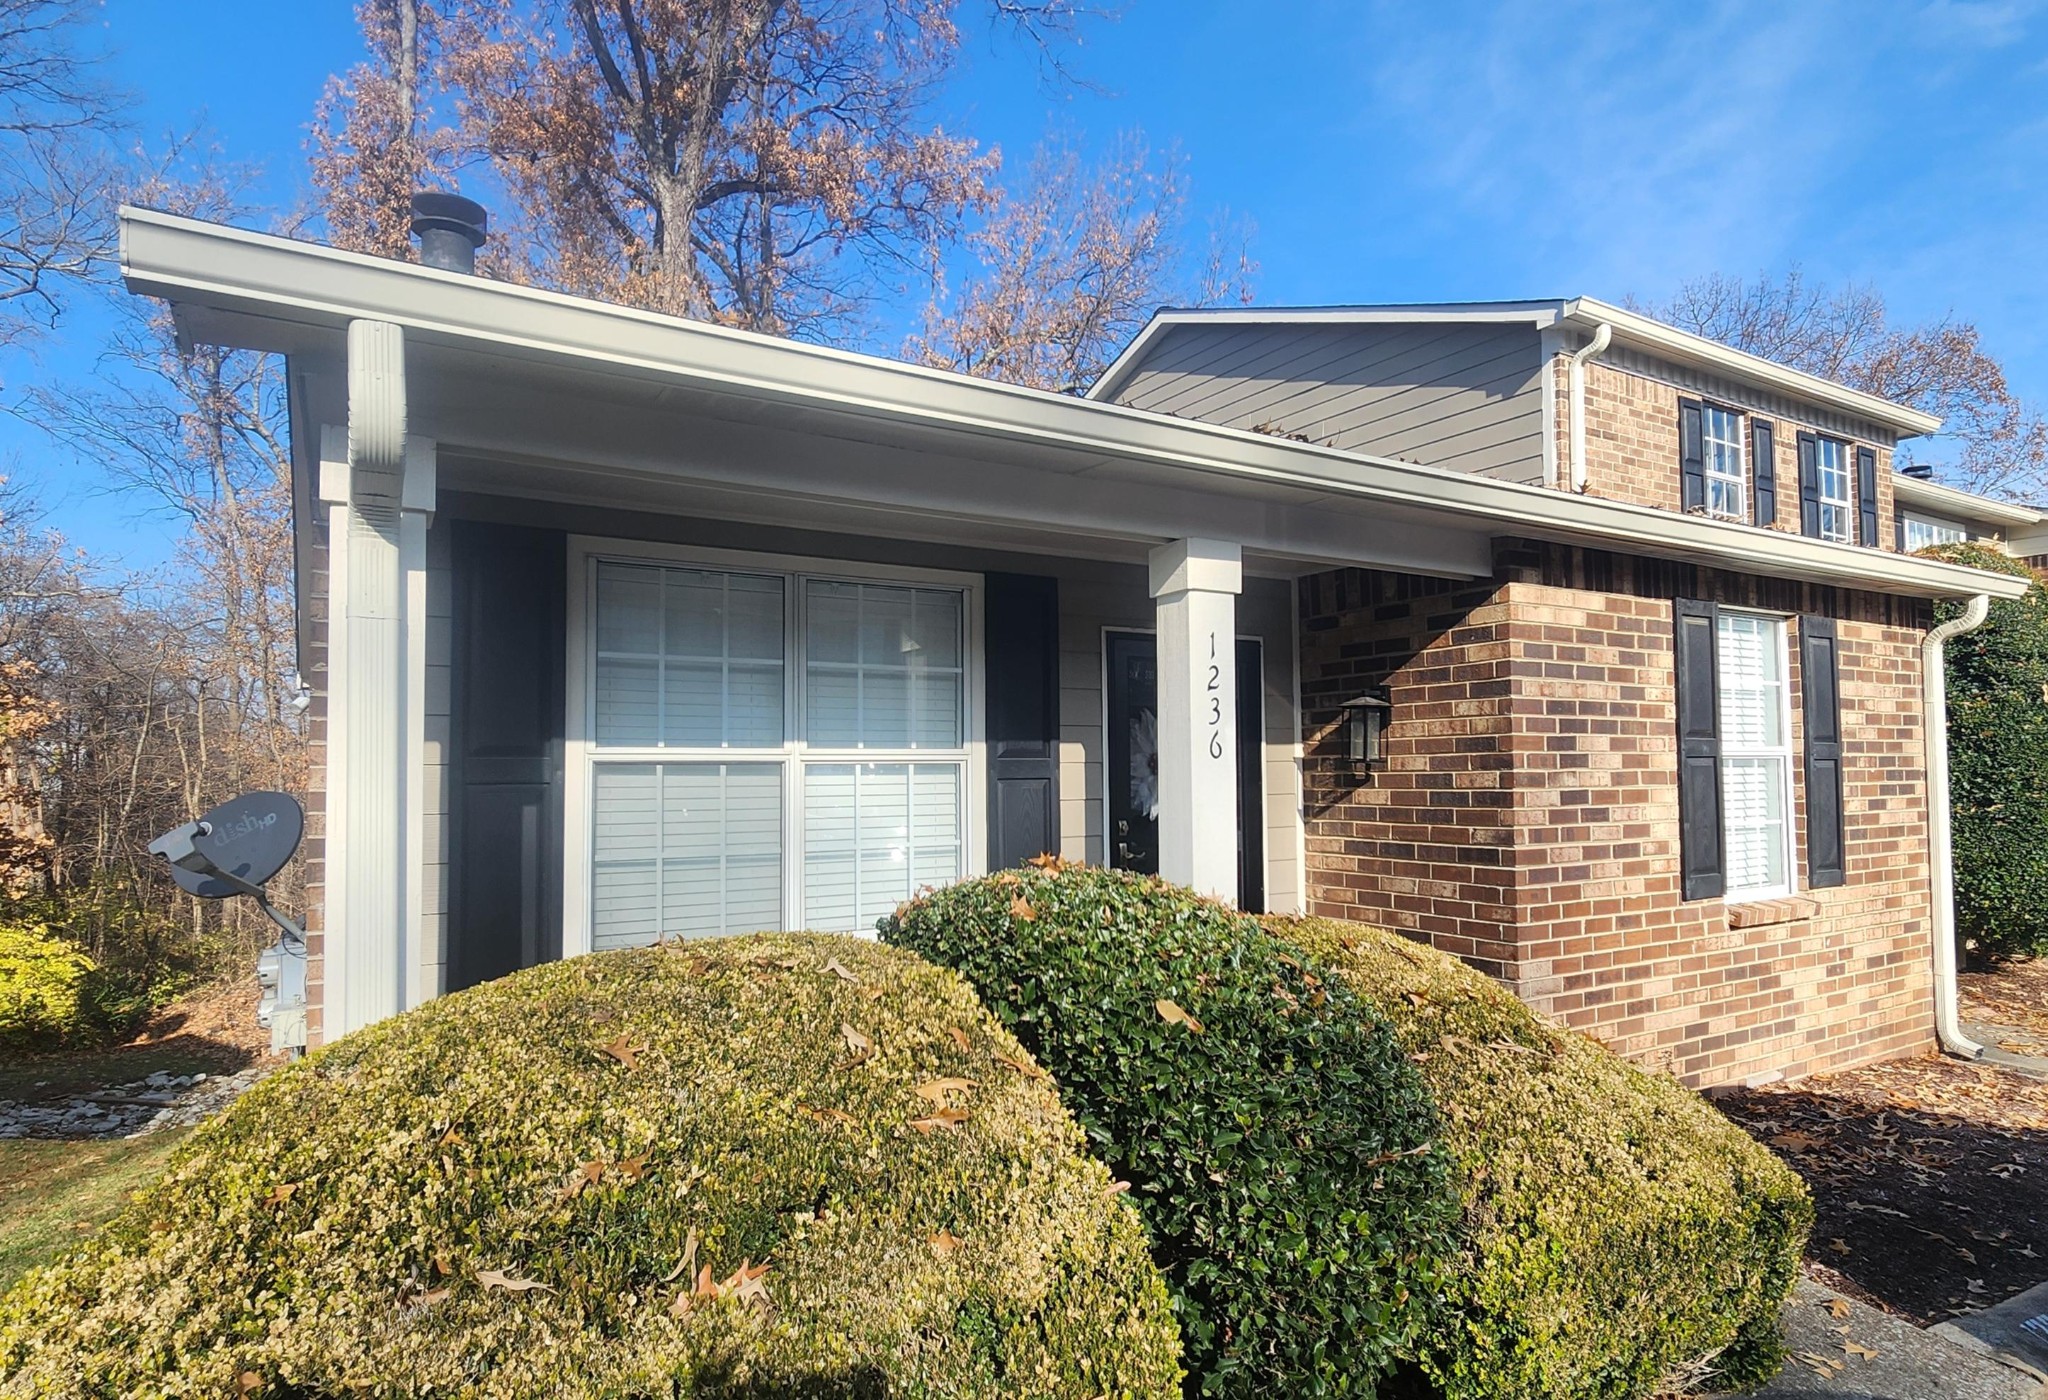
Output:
[122,207,2029,601]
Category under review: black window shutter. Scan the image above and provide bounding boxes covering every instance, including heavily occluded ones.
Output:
[1673,598,1725,900]
[1797,432,1821,538]
[1895,513,1906,551]
[1679,398,1706,512]
[1751,418,1777,527]
[1800,616,1847,888]
[447,520,566,993]
[1856,445,1880,547]
[984,572,1060,869]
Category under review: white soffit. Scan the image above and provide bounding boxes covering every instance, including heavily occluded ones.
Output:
[119,208,2022,601]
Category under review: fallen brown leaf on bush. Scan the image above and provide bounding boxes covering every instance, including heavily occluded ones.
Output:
[262,1183,298,1208]
[909,1108,970,1133]
[914,1077,977,1104]
[1010,894,1037,922]
[993,1050,1045,1079]
[600,1035,646,1070]
[929,1229,962,1256]
[839,1022,874,1067]
[1155,999,1204,1034]
[823,958,859,984]
[476,1268,553,1293]
[945,1026,972,1052]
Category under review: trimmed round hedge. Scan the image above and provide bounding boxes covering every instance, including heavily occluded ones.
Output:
[1926,541,2048,963]
[881,865,1456,1398]
[1270,916,1810,1400]
[0,935,1182,1399]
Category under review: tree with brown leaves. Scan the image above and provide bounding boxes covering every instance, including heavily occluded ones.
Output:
[317,0,1093,338]
[1648,269,2048,502]
[908,133,1254,392]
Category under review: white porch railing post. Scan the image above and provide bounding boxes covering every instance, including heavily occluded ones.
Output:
[1149,538,1242,904]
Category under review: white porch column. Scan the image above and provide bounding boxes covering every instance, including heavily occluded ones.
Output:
[1149,538,1242,903]
[323,319,415,1036]
[400,437,436,1009]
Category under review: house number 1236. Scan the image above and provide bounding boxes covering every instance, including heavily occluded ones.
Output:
[1207,633,1224,759]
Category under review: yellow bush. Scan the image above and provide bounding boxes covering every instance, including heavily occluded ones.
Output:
[0,924,96,1051]
[0,935,1182,1399]
[1268,916,1810,1400]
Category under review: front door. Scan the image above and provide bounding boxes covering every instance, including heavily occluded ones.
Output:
[1103,632,1265,912]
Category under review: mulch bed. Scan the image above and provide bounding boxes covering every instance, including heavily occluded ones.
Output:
[1713,958,2048,1325]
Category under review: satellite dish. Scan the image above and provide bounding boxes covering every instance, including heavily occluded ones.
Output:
[163,790,304,900]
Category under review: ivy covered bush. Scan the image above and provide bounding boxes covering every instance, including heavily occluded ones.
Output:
[0,935,1182,1399]
[882,864,1457,1398]
[1270,916,1810,1400]
[1926,542,2048,962]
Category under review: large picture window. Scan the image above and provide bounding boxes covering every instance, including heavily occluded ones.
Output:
[1716,611,1795,899]
[577,553,976,947]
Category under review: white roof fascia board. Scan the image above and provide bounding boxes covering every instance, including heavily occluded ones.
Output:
[1089,297,1943,439]
[1891,473,2044,527]
[118,208,2024,603]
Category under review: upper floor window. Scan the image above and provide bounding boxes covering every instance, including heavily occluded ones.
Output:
[1814,436,1852,543]
[1903,516,1967,552]
[1702,404,1746,520]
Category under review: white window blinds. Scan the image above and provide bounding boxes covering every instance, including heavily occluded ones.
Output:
[595,563,785,747]
[1715,613,1793,898]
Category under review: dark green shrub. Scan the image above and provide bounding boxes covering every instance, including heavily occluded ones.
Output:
[0,935,1182,1399]
[1270,915,1811,1400]
[1927,542,2048,963]
[881,865,1456,1398]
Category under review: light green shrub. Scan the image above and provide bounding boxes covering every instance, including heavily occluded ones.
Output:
[0,935,1182,1399]
[882,865,1457,1398]
[0,924,97,1052]
[1269,916,1811,1400]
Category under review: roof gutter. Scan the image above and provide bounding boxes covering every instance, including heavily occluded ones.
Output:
[1925,594,1990,1060]
[118,208,2021,604]
[1567,322,1613,493]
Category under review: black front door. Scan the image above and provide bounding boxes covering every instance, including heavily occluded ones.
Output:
[1103,632,1265,913]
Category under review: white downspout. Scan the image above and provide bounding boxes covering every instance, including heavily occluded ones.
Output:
[1567,322,1613,493]
[1924,593,1990,1059]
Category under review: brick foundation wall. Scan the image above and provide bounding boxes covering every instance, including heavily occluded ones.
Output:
[1546,354,1901,551]
[1300,539,1937,1088]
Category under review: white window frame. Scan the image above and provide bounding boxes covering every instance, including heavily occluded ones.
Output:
[562,535,987,954]
[1902,515,1968,552]
[1715,608,1798,903]
[1815,436,1853,544]
[1701,402,1747,521]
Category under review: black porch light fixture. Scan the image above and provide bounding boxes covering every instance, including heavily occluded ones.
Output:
[1339,689,1392,771]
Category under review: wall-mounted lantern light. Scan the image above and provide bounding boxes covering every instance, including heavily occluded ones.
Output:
[1339,689,1392,771]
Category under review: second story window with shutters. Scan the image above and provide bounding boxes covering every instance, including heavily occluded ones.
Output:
[1815,437,1852,542]
[1702,404,1746,520]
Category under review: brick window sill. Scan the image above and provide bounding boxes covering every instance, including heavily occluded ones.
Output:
[1727,896,1819,930]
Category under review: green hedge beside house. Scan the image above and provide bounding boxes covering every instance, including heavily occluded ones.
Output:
[1926,541,2048,962]
[0,935,1182,1399]
[1271,915,1810,1400]
[883,864,1458,1399]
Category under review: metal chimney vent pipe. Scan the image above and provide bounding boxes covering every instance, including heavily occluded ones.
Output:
[408,192,488,273]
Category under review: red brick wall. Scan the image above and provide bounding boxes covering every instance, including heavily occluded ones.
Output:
[1300,539,1937,1088]
[1548,355,1901,550]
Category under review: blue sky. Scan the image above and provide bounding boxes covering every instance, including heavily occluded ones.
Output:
[5,0,2046,570]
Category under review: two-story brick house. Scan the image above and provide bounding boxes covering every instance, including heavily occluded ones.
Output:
[1091,301,2018,1083]
[120,208,2024,1088]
